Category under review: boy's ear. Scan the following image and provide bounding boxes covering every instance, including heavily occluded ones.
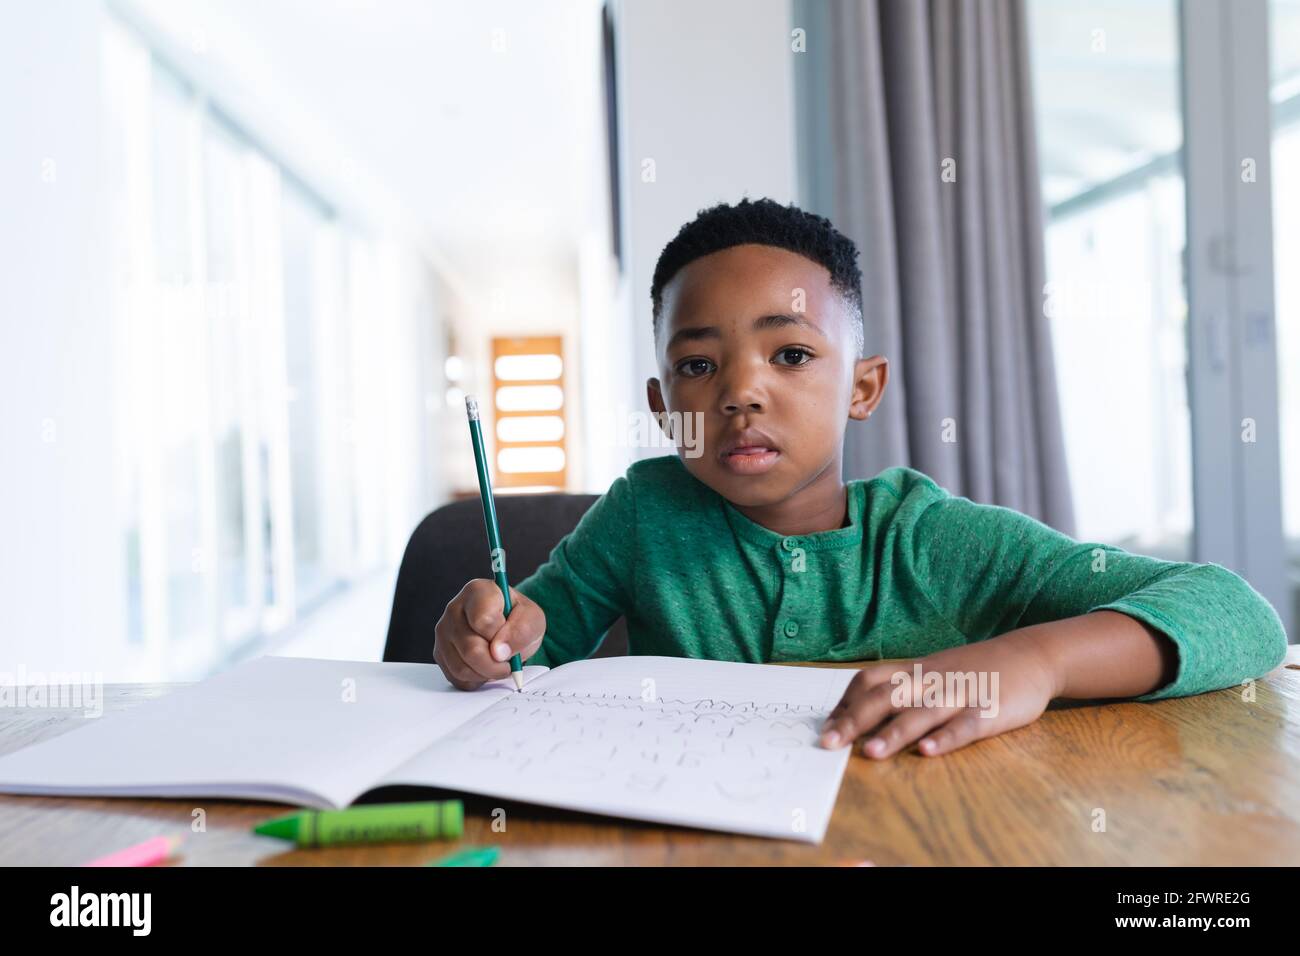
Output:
[646,377,666,416]
[848,355,888,421]
[646,378,676,443]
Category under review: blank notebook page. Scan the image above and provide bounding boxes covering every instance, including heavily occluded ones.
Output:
[0,656,545,808]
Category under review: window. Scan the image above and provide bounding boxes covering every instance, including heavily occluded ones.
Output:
[492,336,567,492]
[281,180,334,609]
[1271,0,1300,615]
[102,18,406,678]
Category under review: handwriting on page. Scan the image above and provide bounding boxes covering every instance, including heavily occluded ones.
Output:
[442,690,829,803]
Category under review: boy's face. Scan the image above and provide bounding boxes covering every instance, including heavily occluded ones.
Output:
[647,243,888,509]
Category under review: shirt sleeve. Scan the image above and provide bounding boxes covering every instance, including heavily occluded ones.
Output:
[903,480,1288,701]
[515,473,638,668]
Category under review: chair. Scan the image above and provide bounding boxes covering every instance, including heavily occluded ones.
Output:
[383,493,629,664]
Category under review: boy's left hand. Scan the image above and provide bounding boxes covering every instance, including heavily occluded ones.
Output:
[818,633,1061,758]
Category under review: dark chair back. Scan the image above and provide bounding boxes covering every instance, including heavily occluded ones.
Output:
[384,493,629,663]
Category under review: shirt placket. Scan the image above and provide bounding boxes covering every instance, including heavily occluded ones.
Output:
[770,535,812,661]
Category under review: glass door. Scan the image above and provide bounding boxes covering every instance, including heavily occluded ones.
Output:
[1270,0,1300,633]
[1028,0,1292,638]
[1027,0,1193,560]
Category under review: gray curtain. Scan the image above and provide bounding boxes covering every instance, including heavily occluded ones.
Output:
[797,0,1075,535]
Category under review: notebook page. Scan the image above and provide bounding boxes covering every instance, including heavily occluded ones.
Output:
[0,656,550,808]
[375,655,858,842]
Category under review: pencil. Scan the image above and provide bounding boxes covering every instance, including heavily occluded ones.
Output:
[465,395,525,691]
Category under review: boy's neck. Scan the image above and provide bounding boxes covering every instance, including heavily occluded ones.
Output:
[730,461,849,537]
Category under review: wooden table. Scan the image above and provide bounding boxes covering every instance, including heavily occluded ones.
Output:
[2,647,1298,866]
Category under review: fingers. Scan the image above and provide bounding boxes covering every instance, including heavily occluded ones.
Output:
[820,674,866,728]
[818,669,901,749]
[432,581,509,688]
[463,583,542,661]
[453,615,515,682]
[816,661,996,758]
[435,637,491,691]
[434,607,511,686]
[434,581,546,690]
[859,705,956,759]
[462,580,508,640]
[916,712,988,756]
[489,588,545,664]
[819,664,991,758]
[515,614,546,663]
[821,663,903,723]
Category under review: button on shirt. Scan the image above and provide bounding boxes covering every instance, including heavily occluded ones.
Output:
[516,455,1286,701]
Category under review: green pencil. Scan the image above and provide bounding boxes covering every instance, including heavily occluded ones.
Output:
[253,800,464,847]
[465,395,524,692]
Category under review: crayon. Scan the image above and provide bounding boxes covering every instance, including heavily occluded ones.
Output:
[426,846,500,867]
[254,800,463,847]
[82,834,182,867]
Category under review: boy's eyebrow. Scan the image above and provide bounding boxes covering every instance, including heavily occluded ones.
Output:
[665,313,825,352]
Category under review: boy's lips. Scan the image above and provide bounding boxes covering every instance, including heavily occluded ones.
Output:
[718,429,782,475]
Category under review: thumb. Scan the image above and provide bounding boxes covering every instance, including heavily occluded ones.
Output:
[489,589,541,662]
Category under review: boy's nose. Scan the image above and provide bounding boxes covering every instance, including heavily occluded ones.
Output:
[719,369,766,413]
[721,393,765,414]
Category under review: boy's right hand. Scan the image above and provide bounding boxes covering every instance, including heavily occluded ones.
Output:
[433,579,546,690]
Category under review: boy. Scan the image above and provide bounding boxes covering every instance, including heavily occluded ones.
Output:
[433,198,1287,760]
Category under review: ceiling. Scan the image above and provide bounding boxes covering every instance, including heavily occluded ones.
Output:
[118,0,1300,259]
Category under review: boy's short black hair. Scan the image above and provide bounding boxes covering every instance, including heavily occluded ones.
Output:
[650,197,865,356]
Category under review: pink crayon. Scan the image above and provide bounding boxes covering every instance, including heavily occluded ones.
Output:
[82,835,182,867]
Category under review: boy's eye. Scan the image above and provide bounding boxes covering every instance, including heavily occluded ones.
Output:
[675,357,715,377]
[774,347,812,366]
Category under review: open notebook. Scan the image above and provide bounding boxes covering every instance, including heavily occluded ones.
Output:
[0,655,858,843]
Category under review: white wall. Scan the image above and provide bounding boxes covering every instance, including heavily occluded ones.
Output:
[610,0,798,463]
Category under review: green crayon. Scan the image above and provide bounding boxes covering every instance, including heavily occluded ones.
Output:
[426,846,500,867]
[254,800,463,847]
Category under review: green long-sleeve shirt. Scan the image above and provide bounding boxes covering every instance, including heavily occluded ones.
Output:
[516,454,1288,701]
